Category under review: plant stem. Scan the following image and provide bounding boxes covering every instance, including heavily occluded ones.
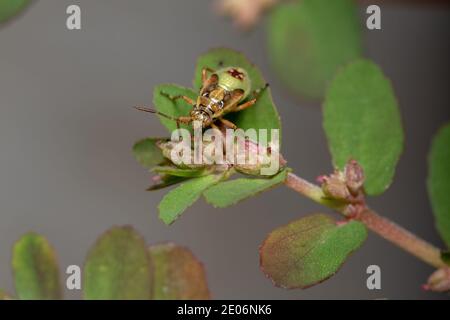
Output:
[285,172,446,269]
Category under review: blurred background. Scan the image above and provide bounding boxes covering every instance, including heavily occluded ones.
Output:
[0,0,449,299]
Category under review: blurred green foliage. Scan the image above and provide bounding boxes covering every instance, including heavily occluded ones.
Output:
[267,0,362,100]
[0,0,31,24]
[428,123,450,248]
[2,227,209,300]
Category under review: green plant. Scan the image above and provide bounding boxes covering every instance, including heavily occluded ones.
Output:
[133,48,450,291]
[1,226,210,300]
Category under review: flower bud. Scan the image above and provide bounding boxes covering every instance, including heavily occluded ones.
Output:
[157,140,205,170]
[321,170,351,201]
[234,138,286,176]
[344,159,365,194]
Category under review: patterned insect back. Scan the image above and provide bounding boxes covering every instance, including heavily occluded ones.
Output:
[216,67,252,100]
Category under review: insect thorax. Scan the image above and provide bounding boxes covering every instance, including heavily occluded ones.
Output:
[190,67,251,127]
[191,88,225,127]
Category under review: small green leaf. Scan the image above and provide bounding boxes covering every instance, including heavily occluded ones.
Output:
[153,165,208,178]
[428,123,450,247]
[260,213,367,289]
[133,138,165,169]
[158,174,223,225]
[194,48,281,141]
[0,0,31,24]
[204,169,287,208]
[149,243,210,300]
[267,0,362,100]
[323,59,404,196]
[12,233,62,300]
[83,226,153,300]
[153,84,197,133]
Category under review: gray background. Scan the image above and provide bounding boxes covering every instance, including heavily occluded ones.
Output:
[0,0,449,299]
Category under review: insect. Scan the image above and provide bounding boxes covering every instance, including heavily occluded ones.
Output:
[135,66,266,130]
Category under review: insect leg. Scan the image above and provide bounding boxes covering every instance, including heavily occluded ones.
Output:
[177,116,192,124]
[172,116,192,130]
[251,83,269,98]
[218,118,237,129]
[161,92,195,106]
[170,95,195,105]
[234,98,257,112]
[202,67,216,83]
[220,89,245,114]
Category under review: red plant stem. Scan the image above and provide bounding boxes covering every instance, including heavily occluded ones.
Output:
[359,209,445,268]
[285,172,446,269]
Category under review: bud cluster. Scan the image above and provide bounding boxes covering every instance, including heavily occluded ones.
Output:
[319,159,365,203]
[155,129,286,177]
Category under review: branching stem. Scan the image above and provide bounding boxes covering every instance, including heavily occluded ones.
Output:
[285,172,446,269]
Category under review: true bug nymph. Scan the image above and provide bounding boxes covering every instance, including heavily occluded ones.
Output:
[135,67,265,130]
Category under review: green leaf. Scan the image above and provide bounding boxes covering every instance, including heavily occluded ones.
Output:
[428,123,450,247]
[323,59,404,196]
[267,0,362,100]
[260,213,367,289]
[158,174,223,225]
[149,243,210,300]
[0,0,31,24]
[12,233,62,300]
[83,226,153,300]
[153,165,208,178]
[133,138,166,169]
[204,169,287,208]
[194,48,281,141]
[153,84,197,133]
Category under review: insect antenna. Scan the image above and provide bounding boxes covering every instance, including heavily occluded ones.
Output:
[133,106,187,130]
[133,106,179,121]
